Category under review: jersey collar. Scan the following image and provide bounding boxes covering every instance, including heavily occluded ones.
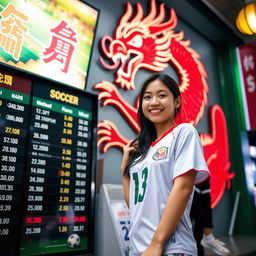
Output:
[151,124,178,147]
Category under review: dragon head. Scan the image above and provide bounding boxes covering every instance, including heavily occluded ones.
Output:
[100,0,177,90]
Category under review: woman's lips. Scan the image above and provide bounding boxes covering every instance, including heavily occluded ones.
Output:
[149,109,163,115]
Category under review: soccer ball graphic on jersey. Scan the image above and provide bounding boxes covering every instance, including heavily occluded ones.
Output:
[67,234,80,248]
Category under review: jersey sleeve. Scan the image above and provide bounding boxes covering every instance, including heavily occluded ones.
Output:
[173,124,209,184]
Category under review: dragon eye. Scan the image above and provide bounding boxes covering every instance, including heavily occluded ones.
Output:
[127,35,143,48]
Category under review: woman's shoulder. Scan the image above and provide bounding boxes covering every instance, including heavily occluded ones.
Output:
[173,123,202,147]
[173,123,197,134]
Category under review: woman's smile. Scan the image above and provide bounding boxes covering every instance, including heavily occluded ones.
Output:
[149,108,163,115]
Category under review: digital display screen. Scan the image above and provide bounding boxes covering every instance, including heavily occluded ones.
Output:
[0,0,99,90]
[0,70,32,256]
[0,67,97,255]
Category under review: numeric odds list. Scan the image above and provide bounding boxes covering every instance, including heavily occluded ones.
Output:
[0,72,32,256]
[0,70,96,256]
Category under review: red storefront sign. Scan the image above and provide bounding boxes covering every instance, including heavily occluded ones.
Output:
[237,42,256,130]
[95,0,234,208]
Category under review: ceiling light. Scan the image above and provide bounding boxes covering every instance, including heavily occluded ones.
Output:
[236,1,256,35]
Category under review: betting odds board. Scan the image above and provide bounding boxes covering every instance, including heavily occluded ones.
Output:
[0,67,97,256]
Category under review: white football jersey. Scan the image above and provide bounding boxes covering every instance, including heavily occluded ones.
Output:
[129,123,209,256]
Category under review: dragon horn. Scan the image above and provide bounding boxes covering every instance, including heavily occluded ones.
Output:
[130,3,144,24]
[142,0,157,24]
[149,8,177,36]
[119,2,133,25]
[152,3,166,25]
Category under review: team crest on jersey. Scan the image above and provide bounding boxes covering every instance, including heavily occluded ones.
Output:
[152,147,168,160]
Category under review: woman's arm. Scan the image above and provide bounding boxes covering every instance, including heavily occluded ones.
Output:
[122,175,130,208]
[121,140,138,208]
[142,170,196,256]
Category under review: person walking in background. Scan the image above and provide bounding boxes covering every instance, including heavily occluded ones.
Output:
[190,178,230,256]
[121,73,209,256]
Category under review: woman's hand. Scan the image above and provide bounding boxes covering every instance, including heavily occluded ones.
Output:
[121,140,138,174]
[141,243,162,256]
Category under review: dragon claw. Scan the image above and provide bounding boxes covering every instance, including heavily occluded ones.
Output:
[97,120,128,152]
[94,81,120,107]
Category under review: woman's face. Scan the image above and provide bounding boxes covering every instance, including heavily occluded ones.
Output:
[142,79,180,126]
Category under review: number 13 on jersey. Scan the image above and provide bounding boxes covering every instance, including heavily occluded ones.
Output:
[132,167,148,205]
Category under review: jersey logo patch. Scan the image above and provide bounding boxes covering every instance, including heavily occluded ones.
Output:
[152,147,168,160]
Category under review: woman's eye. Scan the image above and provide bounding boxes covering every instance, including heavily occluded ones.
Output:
[143,95,150,100]
[159,94,167,98]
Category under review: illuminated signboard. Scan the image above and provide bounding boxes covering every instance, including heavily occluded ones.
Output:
[236,41,256,130]
[0,0,98,89]
[0,67,98,255]
[95,0,234,208]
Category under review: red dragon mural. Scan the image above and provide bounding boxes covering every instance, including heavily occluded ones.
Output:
[94,0,234,208]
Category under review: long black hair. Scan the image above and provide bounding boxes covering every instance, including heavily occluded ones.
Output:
[123,73,181,177]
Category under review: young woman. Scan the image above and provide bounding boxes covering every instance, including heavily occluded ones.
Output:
[121,73,209,256]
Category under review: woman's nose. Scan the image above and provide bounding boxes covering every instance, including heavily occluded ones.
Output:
[150,96,159,105]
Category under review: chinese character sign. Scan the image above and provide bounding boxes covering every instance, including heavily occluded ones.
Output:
[237,42,256,130]
[0,0,98,89]
[0,72,13,86]
[0,3,29,60]
[42,20,78,73]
